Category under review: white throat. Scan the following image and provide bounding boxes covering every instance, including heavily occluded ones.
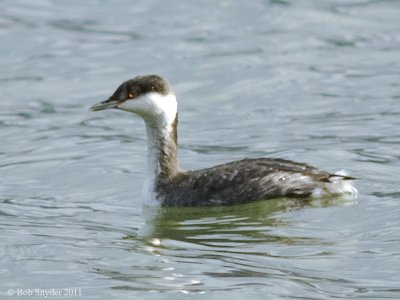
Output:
[142,120,173,204]
[123,93,179,205]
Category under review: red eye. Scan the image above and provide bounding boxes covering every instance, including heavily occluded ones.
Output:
[128,92,135,99]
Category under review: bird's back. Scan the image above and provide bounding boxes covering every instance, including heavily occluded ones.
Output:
[155,158,356,206]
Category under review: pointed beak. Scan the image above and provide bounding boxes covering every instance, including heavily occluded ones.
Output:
[90,100,120,111]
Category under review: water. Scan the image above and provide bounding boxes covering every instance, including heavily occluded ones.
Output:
[1,0,400,299]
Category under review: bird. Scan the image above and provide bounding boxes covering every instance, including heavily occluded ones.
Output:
[90,75,358,206]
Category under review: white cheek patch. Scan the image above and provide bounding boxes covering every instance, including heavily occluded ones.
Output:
[117,97,150,114]
[147,92,178,125]
[118,93,177,124]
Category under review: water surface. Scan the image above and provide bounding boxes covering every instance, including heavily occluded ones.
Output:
[1,0,400,299]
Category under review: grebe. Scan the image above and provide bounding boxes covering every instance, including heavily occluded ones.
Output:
[90,75,357,206]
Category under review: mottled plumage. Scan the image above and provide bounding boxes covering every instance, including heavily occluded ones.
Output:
[157,158,355,206]
[91,75,358,206]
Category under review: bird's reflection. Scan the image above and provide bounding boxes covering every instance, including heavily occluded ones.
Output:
[99,197,355,293]
[137,198,343,247]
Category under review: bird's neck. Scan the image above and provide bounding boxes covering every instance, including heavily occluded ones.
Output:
[144,113,179,183]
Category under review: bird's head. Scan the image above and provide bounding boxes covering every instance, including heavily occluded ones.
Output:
[91,75,177,124]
